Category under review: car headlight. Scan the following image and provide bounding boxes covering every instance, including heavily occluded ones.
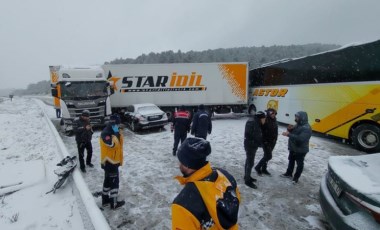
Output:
[136,114,146,121]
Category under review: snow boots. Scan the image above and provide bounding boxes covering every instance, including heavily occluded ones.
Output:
[111,200,126,210]
[102,195,110,207]
[261,169,271,176]
[254,166,262,176]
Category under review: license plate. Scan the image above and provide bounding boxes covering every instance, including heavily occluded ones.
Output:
[327,173,342,197]
[149,115,160,120]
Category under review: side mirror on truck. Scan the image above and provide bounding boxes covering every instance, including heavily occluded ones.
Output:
[51,88,58,97]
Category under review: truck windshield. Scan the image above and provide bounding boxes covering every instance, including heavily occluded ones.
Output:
[60,81,108,99]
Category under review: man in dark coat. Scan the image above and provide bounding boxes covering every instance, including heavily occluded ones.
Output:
[255,108,278,175]
[171,105,191,156]
[243,111,266,189]
[191,104,212,140]
[281,111,312,183]
[73,110,94,172]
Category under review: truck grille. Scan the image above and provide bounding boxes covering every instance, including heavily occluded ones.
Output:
[68,106,105,123]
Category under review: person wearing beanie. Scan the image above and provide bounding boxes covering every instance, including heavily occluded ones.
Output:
[191,104,212,140]
[243,111,266,189]
[72,110,94,172]
[99,114,125,209]
[172,137,240,229]
[281,111,312,184]
[255,108,278,176]
[171,105,191,156]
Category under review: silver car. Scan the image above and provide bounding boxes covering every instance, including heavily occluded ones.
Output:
[124,103,168,132]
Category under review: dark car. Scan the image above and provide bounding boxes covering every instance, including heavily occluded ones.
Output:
[319,153,380,230]
[124,103,168,132]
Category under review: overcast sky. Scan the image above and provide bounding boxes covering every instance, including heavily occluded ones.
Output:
[1,0,380,89]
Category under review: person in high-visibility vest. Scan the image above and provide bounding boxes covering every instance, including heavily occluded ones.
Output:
[172,137,240,229]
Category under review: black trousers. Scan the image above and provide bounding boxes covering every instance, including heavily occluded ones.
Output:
[285,151,307,181]
[244,146,258,181]
[77,142,93,169]
[255,144,274,171]
[102,171,120,203]
[173,131,187,153]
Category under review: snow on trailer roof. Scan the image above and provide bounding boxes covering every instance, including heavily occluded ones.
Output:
[257,38,380,69]
[59,65,103,70]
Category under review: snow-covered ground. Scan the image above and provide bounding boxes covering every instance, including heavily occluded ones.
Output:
[0,97,85,230]
[0,96,365,229]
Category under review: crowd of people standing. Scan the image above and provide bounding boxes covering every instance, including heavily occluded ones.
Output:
[72,104,311,228]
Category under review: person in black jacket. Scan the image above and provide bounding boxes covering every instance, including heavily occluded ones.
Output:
[73,110,94,172]
[243,111,266,189]
[255,108,278,176]
[281,111,312,184]
[171,105,191,156]
[191,104,212,140]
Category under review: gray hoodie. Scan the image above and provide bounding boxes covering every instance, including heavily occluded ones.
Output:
[288,111,312,154]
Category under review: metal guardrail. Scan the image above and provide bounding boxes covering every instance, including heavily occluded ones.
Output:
[34,99,110,230]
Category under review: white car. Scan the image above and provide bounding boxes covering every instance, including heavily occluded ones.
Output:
[319,153,380,229]
[124,103,168,131]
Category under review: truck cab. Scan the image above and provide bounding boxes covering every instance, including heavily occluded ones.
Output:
[49,66,113,134]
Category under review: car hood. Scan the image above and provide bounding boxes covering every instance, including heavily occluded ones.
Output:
[329,153,380,200]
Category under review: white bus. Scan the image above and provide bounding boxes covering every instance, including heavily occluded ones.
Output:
[248,39,380,152]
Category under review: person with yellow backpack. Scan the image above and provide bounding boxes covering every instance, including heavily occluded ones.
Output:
[172,137,240,229]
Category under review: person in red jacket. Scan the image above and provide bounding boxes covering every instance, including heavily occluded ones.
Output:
[171,105,191,156]
[172,137,240,229]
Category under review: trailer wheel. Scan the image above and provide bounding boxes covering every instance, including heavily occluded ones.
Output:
[166,111,173,122]
[352,124,380,153]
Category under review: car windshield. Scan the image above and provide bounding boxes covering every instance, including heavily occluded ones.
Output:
[137,106,159,113]
[60,81,108,99]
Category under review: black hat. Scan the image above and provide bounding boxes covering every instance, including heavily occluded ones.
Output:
[110,114,121,124]
[198,104,205,110]
[177,137,211,170]
[82,110,90,117]
[255,111,266,119]
[266,108,277,116]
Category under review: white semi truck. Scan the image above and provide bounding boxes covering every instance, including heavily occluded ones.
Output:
[49,65,114,134]
[104,62,248,119]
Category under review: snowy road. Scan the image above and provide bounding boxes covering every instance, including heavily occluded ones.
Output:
[53,109,365,229]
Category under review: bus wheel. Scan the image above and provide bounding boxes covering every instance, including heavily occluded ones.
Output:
[352,124,380,153]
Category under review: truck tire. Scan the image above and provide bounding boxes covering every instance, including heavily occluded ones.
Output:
[352,124,380,153]
[166,111,173,122]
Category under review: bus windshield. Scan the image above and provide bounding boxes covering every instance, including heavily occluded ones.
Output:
[60,81,108,99]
